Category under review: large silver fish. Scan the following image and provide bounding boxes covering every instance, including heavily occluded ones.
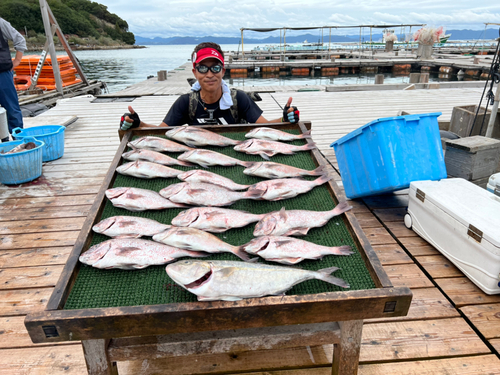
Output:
[159,182,263,207]
[116,161,183,179]
[178,149,252,168]
[153,227,250,260]
[92,216,170,238]
[177,170,250,191]
[253,202,352,237]
[106,187,186,212]
[245,127,312,142]
[234,139,316,160]
[247,175,332,201]
[171,207,265,233]
[128,136,192,153]
[243,162,325,179]
[79,238,207,270]
[243,236,353,265]
[122,146,193,167]
[166,259,349,301]
[165,126,241,147]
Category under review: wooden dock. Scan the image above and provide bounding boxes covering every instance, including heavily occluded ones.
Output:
[1,85,500,373]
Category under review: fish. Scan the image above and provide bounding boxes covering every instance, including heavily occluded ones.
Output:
[165,126,241,147]
[171,207,265,233]
[234,139,316,160]
[243,161,326,179]
[247,175,332,201]
[243,236,353,265]
[92,216,171,238]
[253,202,353,237]
[122,145,193,167]
[105,187,187,212]
[128,136,193,153]
[79,238,207,270]
[4,142,37,154]
[153,227,250,261]
[159,182,264,207]
[178,149,253,168]
[166,259,349,301]
[116,161,183,179]
[245,127,312,142]
[177,170,250,191]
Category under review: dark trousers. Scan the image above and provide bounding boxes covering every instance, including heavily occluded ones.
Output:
[0,69,23,138]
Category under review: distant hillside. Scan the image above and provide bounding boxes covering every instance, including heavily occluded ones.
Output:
[135,33,354,46]
[0,0,135,45]
[135,28,500,46]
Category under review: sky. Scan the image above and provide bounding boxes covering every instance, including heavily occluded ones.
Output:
[96,0,499,39]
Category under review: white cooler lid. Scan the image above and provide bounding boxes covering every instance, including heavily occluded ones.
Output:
[410,178,500,247]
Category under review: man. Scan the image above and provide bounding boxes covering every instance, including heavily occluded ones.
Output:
[0,17,26,142]
[120,42,299,129]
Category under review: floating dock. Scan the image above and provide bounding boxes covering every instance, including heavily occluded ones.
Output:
[2,53,500,373]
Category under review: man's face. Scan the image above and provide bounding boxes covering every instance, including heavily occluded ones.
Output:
[192,57,225,94]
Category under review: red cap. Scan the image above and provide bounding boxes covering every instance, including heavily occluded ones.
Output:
[192,48,224,67]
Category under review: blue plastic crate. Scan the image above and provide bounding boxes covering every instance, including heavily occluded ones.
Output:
[330,112,447,199]
[0,137,44,185]
[13,125,65,162]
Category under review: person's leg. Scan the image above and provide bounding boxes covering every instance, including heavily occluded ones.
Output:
[0,70,24,137]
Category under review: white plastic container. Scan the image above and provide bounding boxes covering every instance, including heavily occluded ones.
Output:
[405,178,500,295]
[487,172,500,196]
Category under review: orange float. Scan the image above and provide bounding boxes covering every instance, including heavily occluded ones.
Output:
[14,75,32,91]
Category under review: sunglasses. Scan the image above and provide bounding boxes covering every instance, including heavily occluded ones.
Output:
[195,64,223,74]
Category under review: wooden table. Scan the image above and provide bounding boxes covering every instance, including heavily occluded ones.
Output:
[24,122,412,375]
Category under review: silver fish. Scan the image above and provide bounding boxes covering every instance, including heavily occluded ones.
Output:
[106,187,186,212]
[128,136,192,153]
[122,145,193,167]
[166,259,349,301]
[116,161,183,179]
[172,207,265,233]
[177,170,250,191]
[178,149,252,168]
[244,162,325,179]
[159,182,263,207]
[79,238,208,269]
[165,126,241,147]
[245,127,312,142]
[153,227,250,261]
[253,202,352,237]
[243,236,353,265]
[92,216,170,238]
[234,139,316,160]
[247,175,332,201]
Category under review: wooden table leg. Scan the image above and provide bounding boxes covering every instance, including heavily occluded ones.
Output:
[82,339,118,375]
[331,320,363,375]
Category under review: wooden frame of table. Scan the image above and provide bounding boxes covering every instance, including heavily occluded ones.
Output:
[25,121,412,375]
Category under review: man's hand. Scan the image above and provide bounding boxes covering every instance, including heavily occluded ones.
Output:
[282,97,300,123]
[120,106,141,130]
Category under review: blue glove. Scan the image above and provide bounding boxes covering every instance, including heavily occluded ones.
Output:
[120,112,140,130]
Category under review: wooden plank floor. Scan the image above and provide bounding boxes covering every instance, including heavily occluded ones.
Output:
[1,87,500,374]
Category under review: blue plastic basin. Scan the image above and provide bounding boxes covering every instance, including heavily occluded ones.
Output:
[0,137,45,185]
[13,125,65,162]
[330,112,447,199]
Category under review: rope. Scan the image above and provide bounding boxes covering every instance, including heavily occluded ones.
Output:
[469,31,500,136]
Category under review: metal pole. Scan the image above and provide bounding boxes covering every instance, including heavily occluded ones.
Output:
[241,29,245,60]
[485,82,500,138]
[39,0,63,95]
[359,27,362,59]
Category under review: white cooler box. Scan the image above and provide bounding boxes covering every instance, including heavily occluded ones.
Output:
[487,172,500,196]
[405,178,500,294]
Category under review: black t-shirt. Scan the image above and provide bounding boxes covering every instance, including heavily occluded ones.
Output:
[163,90,263,126]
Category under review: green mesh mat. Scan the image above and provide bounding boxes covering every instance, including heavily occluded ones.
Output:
[64,130,376,309]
